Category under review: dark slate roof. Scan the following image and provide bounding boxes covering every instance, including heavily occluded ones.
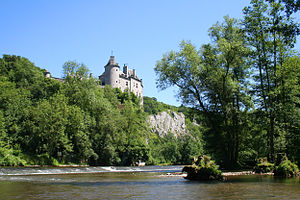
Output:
[105,56,119,67]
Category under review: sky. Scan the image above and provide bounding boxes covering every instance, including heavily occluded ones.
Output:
[1,0,299,106]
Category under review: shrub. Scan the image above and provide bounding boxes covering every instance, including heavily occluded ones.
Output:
[182,155,223,180]
[0,146,26,166]
[274,156,299,177]
[253,157,274,173]
[51,157,60,166]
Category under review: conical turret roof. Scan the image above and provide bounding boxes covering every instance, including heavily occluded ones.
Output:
[105,56,119,67]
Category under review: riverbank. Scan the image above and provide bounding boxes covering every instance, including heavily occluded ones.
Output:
[161,171,274,178]
[2,165,297,177]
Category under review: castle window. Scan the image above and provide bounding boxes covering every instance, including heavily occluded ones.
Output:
[116,69,118,71]
[126,82,128,86]
[116,81,118,83]
[136,83,138,88]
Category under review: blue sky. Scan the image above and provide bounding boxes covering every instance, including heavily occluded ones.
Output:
[1,0,299,106]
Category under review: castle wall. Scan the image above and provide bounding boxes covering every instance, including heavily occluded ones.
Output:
[130,78,142,98]
[104,65,120,88]
[118,77,129,92]
[116,77,143,98]
[99,56,143,103]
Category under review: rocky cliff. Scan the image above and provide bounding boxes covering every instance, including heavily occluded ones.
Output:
[147,110,187,138]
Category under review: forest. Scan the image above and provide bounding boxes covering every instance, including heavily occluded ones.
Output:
[0,55,203,167]
[0,0,299,169]
[155,0,300,168]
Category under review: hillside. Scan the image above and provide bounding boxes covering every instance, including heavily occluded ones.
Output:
[0,55,203,166]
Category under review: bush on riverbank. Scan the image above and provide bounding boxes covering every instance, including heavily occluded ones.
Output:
[253,157,274,173]
[0,147,26,166]
[182,155,223,180]
[274,156,299,177]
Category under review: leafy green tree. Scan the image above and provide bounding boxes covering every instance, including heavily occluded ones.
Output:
[23,94,72,165]
[155,41,205,111]
[266,0,300,16]
[65,105,96,164]
[63,61,89,79]
[0,55,45,89]
[155,17,251,168]
[119,100,149,165]
[0,110,26,166]
[160,133,181,164]
[204,16,251,168]
[0,76,31,147]
[143,96,178,115]
[243,0,299,161]
[147,132,180,165]
[0,55,61,102]
[179,120,204,164]
[147,133,166,164]
[276,56,300,162]
[87,88,123,166]
[29,77,61,102]
[103,87,122,106]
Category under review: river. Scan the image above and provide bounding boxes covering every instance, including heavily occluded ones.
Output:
[0,166,299,199]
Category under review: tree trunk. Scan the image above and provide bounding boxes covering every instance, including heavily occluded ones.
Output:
[270,112,275,161]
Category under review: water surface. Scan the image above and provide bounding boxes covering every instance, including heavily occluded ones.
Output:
[0,166,299,200]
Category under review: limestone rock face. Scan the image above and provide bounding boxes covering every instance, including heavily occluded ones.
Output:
[147,110,186,138]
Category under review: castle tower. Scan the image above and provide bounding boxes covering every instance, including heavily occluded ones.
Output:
[103,56,120,88]
[99,56,143,104]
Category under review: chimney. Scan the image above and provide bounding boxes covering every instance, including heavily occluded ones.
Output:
[133,69,136,77]
[123,64,128,75]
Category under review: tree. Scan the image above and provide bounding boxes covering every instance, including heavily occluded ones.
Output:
[62,61,89,79]
[119,100,149,165]
[203,16,251,168]
[0,54,61,102]
[179,120,204,164]
[0,55,45,89]
[266,0,300,16]
[276,56,300,162]
[86,88,124,166]
[0,110,26,166]
[155,17,251,168]
[155,41,205,111]
[65,105,96,164]
[243,0,299,161]
[23,94,72,165]
[0,76,31,148]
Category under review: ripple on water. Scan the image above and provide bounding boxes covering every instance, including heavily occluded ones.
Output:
[0,168,299,200]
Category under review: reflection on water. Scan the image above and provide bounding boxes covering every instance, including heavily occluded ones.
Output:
[0,167,299,200]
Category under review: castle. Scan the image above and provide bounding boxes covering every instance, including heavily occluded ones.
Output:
[44,56,143,102]
[99,56,143,101]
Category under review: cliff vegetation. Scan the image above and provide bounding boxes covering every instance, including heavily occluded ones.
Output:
[0,55,203,166]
